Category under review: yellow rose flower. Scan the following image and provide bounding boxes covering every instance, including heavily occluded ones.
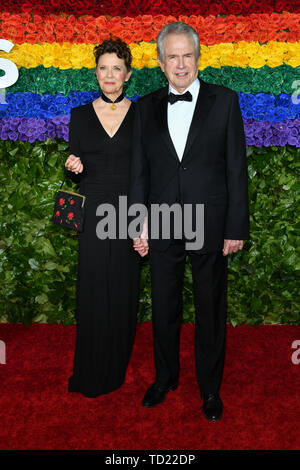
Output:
[53,58,62,68]
[148,59,157,68]
[60,59,72,69]
[245,42,260,56]
[130,44,143,60]
[43,56,54,68]
[208,58,222,68]
[131,59,144,69]
[267,56,285,67]
[249,56,267,68]
[226,55,239,66]
[141,43,157,57]
[286,57,300,67]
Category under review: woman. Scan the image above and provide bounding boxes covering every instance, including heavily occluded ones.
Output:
[65,38,147,398]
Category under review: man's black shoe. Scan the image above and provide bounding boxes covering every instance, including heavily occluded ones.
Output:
[142,381,178,407]
[201,392,223,421]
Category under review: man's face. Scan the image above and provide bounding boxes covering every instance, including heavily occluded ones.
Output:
[158,33,199,93]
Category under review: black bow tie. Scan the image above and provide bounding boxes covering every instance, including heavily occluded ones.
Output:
[168,91,193,105]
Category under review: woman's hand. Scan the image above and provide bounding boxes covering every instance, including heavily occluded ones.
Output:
[65,154,84,174]
[133,238,149,257]
[133,217,149,257]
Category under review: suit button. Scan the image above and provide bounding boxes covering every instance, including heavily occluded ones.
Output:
[183,167,187,171]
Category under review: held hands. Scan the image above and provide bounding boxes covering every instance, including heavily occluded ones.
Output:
[133,217,149,257]
[223,239,243,256]
[65,154,84,174]
[133,231,244,257]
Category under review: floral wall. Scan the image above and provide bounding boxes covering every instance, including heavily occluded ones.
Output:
[0,0,299,325]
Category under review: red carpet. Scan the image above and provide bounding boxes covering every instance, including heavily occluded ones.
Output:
[0,322,299,450]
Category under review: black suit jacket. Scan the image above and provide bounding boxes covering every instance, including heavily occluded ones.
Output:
[129,78,250,253]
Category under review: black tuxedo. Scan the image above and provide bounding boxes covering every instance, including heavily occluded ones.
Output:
[130,78,249,252]
[130,78,250,392]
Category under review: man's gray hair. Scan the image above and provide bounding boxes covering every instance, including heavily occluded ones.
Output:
[157,22,200,62]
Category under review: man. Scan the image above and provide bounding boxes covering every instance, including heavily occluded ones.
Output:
[130,22,249,421]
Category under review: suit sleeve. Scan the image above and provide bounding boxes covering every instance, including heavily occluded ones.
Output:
[65,108,86,184]
[129,102,149,207]
[224,91,250,240]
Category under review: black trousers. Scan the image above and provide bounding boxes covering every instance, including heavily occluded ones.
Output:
[149,241,228,394]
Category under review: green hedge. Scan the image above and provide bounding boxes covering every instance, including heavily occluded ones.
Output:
[0,139,299,325]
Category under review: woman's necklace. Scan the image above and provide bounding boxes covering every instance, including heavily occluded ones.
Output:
[101,92,124,110]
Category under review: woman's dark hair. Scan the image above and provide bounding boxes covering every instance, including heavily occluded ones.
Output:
[93,38,132,72]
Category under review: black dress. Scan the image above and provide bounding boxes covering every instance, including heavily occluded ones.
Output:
[67,101,140,398]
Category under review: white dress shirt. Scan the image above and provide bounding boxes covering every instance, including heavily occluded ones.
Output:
[167,78,200,161]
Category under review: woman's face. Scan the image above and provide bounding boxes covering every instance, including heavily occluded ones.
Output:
[95,53,131,98]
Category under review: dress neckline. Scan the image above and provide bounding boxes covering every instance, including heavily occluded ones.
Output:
[90,100,133,140]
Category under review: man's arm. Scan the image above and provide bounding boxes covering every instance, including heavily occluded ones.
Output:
[223,91,250,254]
[129,102,150,256]
[129,102,149,208]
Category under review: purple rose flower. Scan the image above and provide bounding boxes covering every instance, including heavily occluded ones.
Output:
[8,130,18,141]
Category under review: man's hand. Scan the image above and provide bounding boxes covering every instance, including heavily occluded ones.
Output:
[222,239,243,256]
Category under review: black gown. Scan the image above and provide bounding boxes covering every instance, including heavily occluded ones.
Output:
[67,101,140,398]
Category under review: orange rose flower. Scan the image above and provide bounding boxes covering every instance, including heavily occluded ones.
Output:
[95,16,107,28]
[188,15,201,29]
[67,15,77,26]
[44,23,54,35]
[0,12,11,21]
[25,33,38,43]
[33,14,43,24]
[85,22,97,33]
[131,31,143,43]
[85,31,99,43]
[141,15,153,26]
[21,13,31,23]
[121,16,134,28]
[152,15,166,24]
[74,23,85,34]
[118,30,135,43]
[277,31,290,42]
[236,22,247,34]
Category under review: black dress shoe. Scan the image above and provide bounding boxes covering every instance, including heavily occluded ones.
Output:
[142,381,178,408]
[201,392,223,421]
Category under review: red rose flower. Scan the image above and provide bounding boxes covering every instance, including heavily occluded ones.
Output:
[59,198,65,205]
[70,199,75,205]
[230,1,244,15]
[68,212,74,220]
[56,211,60,216]
[209,2,222,16]
[243,0,255,8]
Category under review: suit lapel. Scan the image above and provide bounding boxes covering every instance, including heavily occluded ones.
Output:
[153,79,216,165]
[181,79,216,164]
[154,87,180,163]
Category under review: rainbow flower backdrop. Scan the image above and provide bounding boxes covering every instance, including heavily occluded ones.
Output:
[0,0,299,324]
[0,0,299,145]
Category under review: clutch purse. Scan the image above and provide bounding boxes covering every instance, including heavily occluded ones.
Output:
[51,178,86,232]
